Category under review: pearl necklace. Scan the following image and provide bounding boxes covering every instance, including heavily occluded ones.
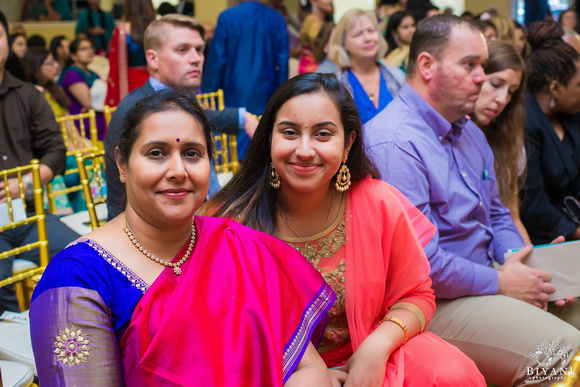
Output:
[123,215,196,275]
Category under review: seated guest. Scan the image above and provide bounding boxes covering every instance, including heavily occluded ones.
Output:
[105,14,258,220]
[22,48,68,118]
[75,0,115,53]
[475,19,498,40]
[106,0,156,107]
[5,51,26,82]
[30,91,335,386]
[0,11,79,314]
[365,14,580,385]
[471,40,531,244]
[559,8,578,31]
[328,9,405,124]
[513,20,528,57]
[49,36,70,79]
[206,73,486,386]
[58,38,107,140]
[26,34,46,49]
[384,11,416,73]
[521,21,580,245]
[298,0,334,74]
[9,33,27,59]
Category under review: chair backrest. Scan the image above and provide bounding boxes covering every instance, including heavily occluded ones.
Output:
[76,150,107,231]
[46,110,100,215]
[196,90,239,174]
[55,110,99,156]
[104,105,117,127]
[0,160,49,289]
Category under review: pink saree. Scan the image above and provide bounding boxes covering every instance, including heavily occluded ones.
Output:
[119,216,335,386]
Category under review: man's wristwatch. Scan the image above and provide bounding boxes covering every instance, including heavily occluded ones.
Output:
[22,174,34,198]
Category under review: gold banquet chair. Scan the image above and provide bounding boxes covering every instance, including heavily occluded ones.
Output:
[196,89,239,175]
[46,110,100,215]
[76,150,107,231]
[0,164,45,382]
[0,160,48,310]
[104,105,117,128]
[552,347,580,386]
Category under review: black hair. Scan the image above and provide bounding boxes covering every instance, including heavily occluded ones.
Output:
[49,35,68,60]
[206,73,380,233]
[526,20,579,93]
[385,11,415,56]
[27,34,46,49]
[117,90,213,165]
[0,11,7,43]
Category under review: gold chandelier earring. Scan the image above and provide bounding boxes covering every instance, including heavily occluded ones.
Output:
[335,156,351,192]
[269,162,281,189]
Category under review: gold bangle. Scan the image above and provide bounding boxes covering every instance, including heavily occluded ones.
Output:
[379,316,408,344]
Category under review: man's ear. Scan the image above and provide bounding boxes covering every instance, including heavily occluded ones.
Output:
[146,49,159,71]
[416,52,436,82]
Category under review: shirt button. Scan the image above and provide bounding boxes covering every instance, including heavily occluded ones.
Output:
[462,172,467,177]
[479,201,483,206]
[438,136,443,141]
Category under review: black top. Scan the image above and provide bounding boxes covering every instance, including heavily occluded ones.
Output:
[520,94,580,244]
[0,71,65,174]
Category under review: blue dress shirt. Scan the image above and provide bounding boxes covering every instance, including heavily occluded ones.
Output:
[365,83,525,299]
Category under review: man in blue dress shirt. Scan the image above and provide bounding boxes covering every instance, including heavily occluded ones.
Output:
[366,14,580,385]
[202,0,289,158]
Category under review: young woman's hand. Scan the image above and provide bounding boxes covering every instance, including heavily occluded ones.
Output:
[340,331,390,387]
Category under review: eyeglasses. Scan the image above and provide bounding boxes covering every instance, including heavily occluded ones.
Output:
[42,60,59,67]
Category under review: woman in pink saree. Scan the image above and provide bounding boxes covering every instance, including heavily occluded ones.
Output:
[206,73,486,386]
[30,91,335,386]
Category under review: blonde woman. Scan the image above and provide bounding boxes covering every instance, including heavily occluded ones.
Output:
[329,9,404,124]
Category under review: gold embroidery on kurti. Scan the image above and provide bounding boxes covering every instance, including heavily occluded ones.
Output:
[287,214,349,352]
[54,325,91,367]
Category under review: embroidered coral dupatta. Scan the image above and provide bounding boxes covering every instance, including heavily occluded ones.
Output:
[343,178,437,385]
[119,216,335,386]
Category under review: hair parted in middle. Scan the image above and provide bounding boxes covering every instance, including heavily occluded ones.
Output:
[328,9,388,68]
[203,73,380,234]
[473,40,527,211]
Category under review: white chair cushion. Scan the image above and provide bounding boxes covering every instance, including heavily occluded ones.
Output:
[12,260,37,273]
[0,360,34,387]
[0,320,35,375]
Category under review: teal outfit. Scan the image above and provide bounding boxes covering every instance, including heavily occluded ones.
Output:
[75,8,115,51]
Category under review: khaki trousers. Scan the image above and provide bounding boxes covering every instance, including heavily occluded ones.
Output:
[427,295,580,386]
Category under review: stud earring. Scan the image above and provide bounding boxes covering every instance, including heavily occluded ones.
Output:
[335,156,351,192]
[120,174,126,183]
[269,162,281,189]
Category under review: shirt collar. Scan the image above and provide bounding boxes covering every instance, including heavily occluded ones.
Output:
[149,76,170,92]
[0,71,24,97]
[398,82,467,142]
